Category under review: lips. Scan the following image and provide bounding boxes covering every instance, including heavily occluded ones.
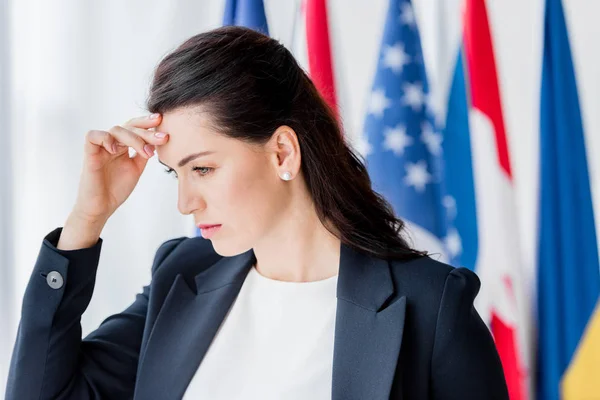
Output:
[198,224,222,239]
[197,224,221,230]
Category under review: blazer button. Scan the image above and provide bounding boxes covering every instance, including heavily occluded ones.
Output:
[46,271,64,289]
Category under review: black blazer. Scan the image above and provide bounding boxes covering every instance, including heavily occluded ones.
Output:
[5,227,508,400]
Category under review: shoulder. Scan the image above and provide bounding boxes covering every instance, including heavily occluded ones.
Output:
[390,255,481,299]
[386,255,482,324]
[404,257,508,397]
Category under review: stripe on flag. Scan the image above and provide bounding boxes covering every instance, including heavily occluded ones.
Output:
[304,0,337,114]
[223,0,269,34]
[292,0,338,117]
[463,0,531,398]
[536,0,600,398]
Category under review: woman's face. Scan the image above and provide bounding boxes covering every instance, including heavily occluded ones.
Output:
[155,107,292,256]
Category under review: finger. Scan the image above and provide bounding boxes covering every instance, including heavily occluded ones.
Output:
[126,126,169,146]
[107,125,154,159]
[85,130,122,156]
[131,147,150,173]
[123,113,162,129]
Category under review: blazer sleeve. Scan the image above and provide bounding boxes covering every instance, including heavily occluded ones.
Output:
[430,267,509,400]
[4,227,185,400]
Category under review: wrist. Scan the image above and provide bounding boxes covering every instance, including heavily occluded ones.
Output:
[68,210,109,229]
[57,212,107,250]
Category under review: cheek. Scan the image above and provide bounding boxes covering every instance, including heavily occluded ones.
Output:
[215,160,284,234]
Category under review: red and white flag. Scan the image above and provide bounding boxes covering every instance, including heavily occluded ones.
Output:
[292,0,338,117]
[463,0,532,398]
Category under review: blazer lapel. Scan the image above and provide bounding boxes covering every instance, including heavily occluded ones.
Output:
[134,239,406,400]
[332,244,407,400]
[134,247,255,400]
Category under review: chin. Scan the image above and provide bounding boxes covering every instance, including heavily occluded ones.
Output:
[209,239,253,258]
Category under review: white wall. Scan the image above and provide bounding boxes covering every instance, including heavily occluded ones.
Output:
[2,0,600,394]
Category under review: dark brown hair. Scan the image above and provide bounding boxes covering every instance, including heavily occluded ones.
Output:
[146,26,427,261]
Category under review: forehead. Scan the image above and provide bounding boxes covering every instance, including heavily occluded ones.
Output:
[154,107,219,164]
[154,106,259,167]
[156,107,215,139]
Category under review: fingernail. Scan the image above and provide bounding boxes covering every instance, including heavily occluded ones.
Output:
[154,132,167,138]
[144,144,155,157]
[149,113,160,119]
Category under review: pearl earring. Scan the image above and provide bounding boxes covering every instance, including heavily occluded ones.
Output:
[281,171,292,181]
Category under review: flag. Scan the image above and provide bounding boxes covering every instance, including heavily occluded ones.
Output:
[462,0,531,397]
[363,0,454,264]
[292,0,338,117]
[198,0,270,237]
[536,0,600,398]
[441,50,477,271]
[223,0,269,35]
[362,0,531,396]
[304,0,337,114]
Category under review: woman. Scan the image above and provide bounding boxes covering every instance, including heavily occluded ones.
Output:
[5,26,508,399]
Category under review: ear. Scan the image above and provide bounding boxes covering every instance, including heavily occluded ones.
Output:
[267,125,301,180]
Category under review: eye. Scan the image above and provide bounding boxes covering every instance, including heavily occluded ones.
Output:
[164,167,178,179]
[192,166,214,177]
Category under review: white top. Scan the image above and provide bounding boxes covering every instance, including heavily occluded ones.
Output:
[182,265,339,399]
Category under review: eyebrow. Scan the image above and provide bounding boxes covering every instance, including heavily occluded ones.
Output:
[158,151,215,170]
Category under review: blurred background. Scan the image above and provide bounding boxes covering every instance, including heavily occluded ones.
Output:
[1,0,599,399]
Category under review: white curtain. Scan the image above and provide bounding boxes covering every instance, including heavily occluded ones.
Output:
[1,0,226,391]
[1,0,14,389]
[2,0,600,395]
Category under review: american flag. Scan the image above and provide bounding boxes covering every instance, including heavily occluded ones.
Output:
[362,0,459,265]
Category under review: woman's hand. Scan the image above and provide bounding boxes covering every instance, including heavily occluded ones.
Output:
[71,113,169,225]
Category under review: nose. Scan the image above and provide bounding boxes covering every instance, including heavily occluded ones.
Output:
[177,182,206,215]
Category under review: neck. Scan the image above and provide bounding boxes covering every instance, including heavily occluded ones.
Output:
[252,200,341,283]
